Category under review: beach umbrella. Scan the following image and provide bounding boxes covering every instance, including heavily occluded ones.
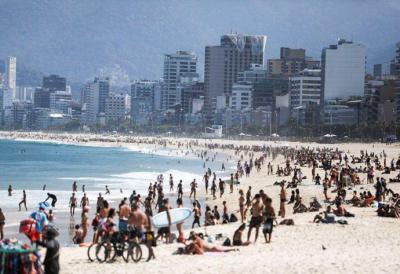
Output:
[239,132,246,136]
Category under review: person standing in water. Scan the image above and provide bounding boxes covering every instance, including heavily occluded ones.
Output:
[45,193,58,207]
[19,190,27,211]
[8,185,12,196]
[72,181,77,192]
[105,185,110,194]
[69,193,77,217]
[80,193,89,208]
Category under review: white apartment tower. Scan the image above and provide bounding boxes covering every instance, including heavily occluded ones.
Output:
[6,56,17,97]
[321,39,366,103]
[162,51,197,110]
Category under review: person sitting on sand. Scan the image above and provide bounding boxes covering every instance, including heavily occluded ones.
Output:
[350,191,361,206]
[204,206,215,226]
[309,197,322,212]
[313,206,336,224]
[361,191,375,207]
[232,223,251,246]
[293,197,308,214]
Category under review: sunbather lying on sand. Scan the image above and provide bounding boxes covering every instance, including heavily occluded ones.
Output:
[179,232,238,255]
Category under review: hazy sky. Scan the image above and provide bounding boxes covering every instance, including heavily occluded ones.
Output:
[0,0,399,83]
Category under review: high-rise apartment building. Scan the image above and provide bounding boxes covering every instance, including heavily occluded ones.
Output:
[373,64,382,78]
[237,64,267,84]
[131,80,162,111]
[105,93,127,124]
[5,57,16,97]
[230,83,253,111]
[321,39,366,103]
[50,91,72,114]
[43,74,67,92]
[267,48,319,78]
[162,51,197,110]
[204,34,267,121]
[81,77,110,124]
[395,42,400,76]
[289,69,321,109]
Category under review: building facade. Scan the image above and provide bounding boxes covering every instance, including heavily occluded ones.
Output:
[43,74,67,92]
[204,34,267,121]
[105,93,128,124]
[289,69,321,109]
[162,51,197,110]
[230,83,253,110]
[321,39,366,103]
[5,57,16,97]
[267,48,319,78]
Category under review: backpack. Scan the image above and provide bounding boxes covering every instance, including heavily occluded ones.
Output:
[222,238,231,246]
[229,213,238,223]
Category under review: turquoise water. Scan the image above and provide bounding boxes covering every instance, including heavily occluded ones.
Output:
[0,139,226,209]
[0,139,228,244]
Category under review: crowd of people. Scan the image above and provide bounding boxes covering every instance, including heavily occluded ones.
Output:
[1,136,400,274]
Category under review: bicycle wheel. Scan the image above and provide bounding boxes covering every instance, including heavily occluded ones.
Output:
[96,242,114,263]
[128,242,142,263]
[87,243,97,262]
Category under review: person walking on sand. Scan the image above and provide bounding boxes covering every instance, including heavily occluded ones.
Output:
[80,193,89,208]
[169,174,174,192]
[279,182,286,218]
[177,180,183,200]
[0,208,5,240]
[192,202,201,228]
[203,173,209,195]
[218,178,225,198]
[189,179,197,199]
[19,190,27,211]
[69,193,77,217]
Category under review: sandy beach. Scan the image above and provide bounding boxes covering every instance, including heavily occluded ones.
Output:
[1,131,400,273]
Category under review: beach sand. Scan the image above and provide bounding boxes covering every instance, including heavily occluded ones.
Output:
[1,131,400,273]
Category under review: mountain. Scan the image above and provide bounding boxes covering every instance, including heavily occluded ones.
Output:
[0,0,399,84]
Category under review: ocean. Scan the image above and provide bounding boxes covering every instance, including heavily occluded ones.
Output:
[0,139,231,244]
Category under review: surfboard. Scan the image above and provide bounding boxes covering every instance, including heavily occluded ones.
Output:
[151,208,192,228]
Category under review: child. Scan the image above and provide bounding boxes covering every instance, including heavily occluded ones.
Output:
[73,224,84,244]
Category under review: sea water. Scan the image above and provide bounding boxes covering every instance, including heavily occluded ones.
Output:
[0,139,233,244]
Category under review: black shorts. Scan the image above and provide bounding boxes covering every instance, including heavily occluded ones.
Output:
[158,227,170,235]
[249,216,262,227]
